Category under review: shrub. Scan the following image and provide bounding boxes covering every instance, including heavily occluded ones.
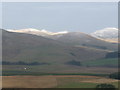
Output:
[2,61,48,65]
[105,51,119,58]
[96,83,116,90]
[109,72,120,80]
[66,60,81,66]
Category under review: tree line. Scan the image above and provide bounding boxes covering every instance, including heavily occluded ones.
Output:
[105,51,119,58]
[65,60,81,66]
[2,61,48,65]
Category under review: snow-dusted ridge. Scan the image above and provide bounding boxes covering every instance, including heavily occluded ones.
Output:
[7,28,119,43]
[91,28,118,38]
[7,28,68,36]
[91,28,119,43]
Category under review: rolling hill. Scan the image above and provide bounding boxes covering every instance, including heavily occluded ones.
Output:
[7,28,118,51]
[2,29,107,65]
[52,32,117,51]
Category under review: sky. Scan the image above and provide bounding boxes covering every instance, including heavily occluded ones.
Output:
[1,2,118,33]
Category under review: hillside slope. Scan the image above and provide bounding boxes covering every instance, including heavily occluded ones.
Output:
[52,32,117,51]
[2,29,107,64]
[6,28,117,51]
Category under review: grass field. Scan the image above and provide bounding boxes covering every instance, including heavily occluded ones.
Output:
[82,58,118,67]
[2,75,119,88]
[56,82,119,88]
[2,65,118,75]
[2,60,119,88]
[2,70,109,76]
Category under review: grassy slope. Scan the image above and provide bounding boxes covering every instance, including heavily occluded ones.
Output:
[82,58,118,67]
[2,64,118,76]
[3,30,107,63]
[54,32,118,51]
[2,30,118,75]
[3,57,118,75]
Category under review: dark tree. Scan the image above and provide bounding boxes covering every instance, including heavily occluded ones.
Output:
[96,84,116,90]
[2,61,48,65]
[109,72,120,80]
[29,62,40,65]
[17,61,27,65]
[2,61,11,65]
[105,51,119,58]
[70,52,76,56]
[66,60,81,66]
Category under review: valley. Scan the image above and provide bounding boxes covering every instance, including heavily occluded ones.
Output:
[1,29,119,88]
[1,2,119,89]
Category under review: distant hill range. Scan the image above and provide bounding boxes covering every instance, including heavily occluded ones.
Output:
[7,28,118,51]
[2,29,108,64]
[2,28,119,74]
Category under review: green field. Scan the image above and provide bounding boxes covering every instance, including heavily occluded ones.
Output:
[2,64,118,76]
[2,70,108,76]
[82,58,118,67]
[57,82,98,88]
[56,82,119,88]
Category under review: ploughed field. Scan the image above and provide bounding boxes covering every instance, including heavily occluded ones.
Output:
[2,75,119,88]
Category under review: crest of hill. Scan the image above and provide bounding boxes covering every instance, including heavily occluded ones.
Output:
[6,28,117,51]
[2,29,107,64]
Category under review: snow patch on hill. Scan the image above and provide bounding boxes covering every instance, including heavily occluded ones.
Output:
[7,28,68,36]
[91,28,118,39]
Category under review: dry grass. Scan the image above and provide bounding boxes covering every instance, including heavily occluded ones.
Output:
[2,76,57,88]
[55,75,118,86]
[81,78,118,83]
[2,75,119,88]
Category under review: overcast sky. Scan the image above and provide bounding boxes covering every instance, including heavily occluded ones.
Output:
[2,2,118,33]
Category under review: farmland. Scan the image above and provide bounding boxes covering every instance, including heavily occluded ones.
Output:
[82,58,118,67]
[2,75,119,88]
[2,65,118,75]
